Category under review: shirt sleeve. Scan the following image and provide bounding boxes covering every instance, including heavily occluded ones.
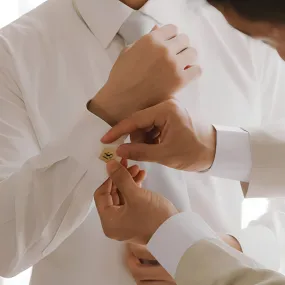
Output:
[230,225,280,271]
[245,41,285,198]
[208,125,252,182]
[0,45,116,277]
[233,198,285,273]
[147,211,218,278]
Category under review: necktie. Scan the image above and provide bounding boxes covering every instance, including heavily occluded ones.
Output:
[118,11,160,45]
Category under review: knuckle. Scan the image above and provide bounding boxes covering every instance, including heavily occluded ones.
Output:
[132,150,143,161]
[161,49,177,69]
[191,65,202,79]
[167,24,179,35]
[190,47,198,58]
[188,47,198,62]
[173,70,184,85]
[158,44,171,59]
[127,261,141,278]
[166,99,179,110]
[179,33,190,45]
[132,269,145,280]
[144,33,158,46]
[196,65,203,76]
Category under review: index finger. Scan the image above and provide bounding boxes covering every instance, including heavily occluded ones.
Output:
[101,109,156,144]
[152,24,178,41]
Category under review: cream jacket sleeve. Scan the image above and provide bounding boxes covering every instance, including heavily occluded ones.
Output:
[0,41,111,277]
[147,213,285,285]
[176,239,285,285]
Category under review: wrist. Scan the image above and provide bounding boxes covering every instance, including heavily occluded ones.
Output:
[195,125,217,171]
[220,234,243,252]
[88,86,120,126]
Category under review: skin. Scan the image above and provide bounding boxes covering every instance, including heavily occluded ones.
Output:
[96,1,241,283]
[212,3,285,60]
[95,160,242,284]
[120,0,148,10]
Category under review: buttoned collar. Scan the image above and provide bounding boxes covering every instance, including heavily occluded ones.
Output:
[73,0,189,48]
[73,0,133,48]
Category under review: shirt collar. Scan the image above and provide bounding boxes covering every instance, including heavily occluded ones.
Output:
[73,0,133,48]
[73,0,189,48]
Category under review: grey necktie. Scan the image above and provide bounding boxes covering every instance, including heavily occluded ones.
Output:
[118,11,160,45]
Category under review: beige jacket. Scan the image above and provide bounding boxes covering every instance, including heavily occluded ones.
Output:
[175,239,285,285]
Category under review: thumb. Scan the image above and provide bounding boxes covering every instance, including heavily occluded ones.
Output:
[107,160,138,196]
[117,143,163,163]
[151,25,159,32]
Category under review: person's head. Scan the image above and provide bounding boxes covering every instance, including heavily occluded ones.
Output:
[207,0,285,60]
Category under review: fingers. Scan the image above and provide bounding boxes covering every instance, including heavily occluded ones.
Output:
[133,170,146,186]
[126,245,174,282]
[167,33,190,54]
[94,178,113,212]
[110,164,145,205]
[117,143,164,162]
[150,25,159,32]
[137,281,175,285]
[107,160,138,196]
[129,263,173,282]
[152,24,178,40]
[128,165,140,177]
[101,108,157,144]
[177,47,198,70]
[102,102,171,145]
[182,65,202,83]
[128,243,156,261]
[120,158,128,168]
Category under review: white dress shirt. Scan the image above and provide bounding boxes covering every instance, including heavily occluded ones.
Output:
[208,50,285,199]
[0,0,284,284]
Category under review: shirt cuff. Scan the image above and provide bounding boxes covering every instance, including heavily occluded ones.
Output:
[245,126,285,198]
[46,107,125,199]
[147,211,218,278]
[208,125,252,182]
[231,225,280,270]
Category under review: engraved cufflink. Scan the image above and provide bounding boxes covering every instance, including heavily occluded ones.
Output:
[99,147,118,163]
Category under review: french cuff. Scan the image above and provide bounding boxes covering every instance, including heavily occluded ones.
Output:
[147,211,218,278]
[53,108,124,187]
[208,125,252,182]
[231,225,280,270]
[246,127,285,198]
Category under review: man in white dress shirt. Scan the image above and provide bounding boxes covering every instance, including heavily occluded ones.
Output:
[0,0,285,284]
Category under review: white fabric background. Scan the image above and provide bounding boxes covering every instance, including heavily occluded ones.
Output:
[0,0,268,284]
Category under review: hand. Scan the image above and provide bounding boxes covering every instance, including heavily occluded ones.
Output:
[101,100,216,172]
[94,160,178,244]
[107,159,146,206]
[126,243,176,285]
[89,24,201,126]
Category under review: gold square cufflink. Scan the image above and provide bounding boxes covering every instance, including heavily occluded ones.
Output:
[99,146,118,163]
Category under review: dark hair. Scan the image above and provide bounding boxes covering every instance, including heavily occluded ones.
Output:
[207,0,285,24]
